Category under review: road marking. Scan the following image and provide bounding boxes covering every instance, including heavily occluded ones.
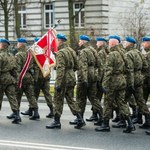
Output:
[0,140,104,150]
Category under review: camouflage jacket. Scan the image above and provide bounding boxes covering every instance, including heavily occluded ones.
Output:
[77,43,97,83]
[97,46,107,83]
[125,46,148,87]
[15,48,34,84]
[0,48,16,84]
[55,43,77,87]
[102,45,126,90]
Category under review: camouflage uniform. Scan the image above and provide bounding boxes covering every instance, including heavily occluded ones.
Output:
[0,48,21,123]
[15,48,38,109]
[125,46,150,128]
[143,48,150,103]
[53,43,80,117]
[76,43,103,117]
[34,62,53,115]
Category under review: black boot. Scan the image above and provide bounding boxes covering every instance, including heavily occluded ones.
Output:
[131,106,137,119]
[95,119,110,132]
[46,115,61,129]
[94,113,103,126]
[139,114,150,129]
[74,113,86,129]
[46,106,54,118]
[29,108,40,120]
[7,112,16,119]
[123,117,135,133]
[145,130,150,135]
[86,112,98,122]
[112,109,120,122]
[12,111,22,124]
[132,112,143,124]
[112,119,127,128]
[69,117,78,125]
[21,108,33,116]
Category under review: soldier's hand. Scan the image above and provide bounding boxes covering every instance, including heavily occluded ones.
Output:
[56,86,61,92]
[102,87,108,94]
[127,86,135,94]
[82,81,88,88]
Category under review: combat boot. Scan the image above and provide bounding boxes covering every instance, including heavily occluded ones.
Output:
[12,111,21,124]
[112,109,120,123]
[86,112,98,122]
[29,108,40,120]
[132,112,143,124]
[7,112,16,119]
[94,113,103,126]
[145,130,150,135]
[95,119,110,132]
[112,120,127,128]
[21,108,33,116]
[46,115,61,129]
[46,106,54,118]
[74,113,86,129]
[139,114,150,129]
[69,117,78,125]
[123,117,135,133]
[131,106,137,120]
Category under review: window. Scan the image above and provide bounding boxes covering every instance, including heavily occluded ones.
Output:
[18,5,26,29]
[44,3,55,28]
[74,2,85,27]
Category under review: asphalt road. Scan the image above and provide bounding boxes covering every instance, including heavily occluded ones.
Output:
[0,101,150,150]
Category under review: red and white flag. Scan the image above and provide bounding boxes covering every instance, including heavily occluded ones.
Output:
[18,29,58,88]
[30,29,58,77]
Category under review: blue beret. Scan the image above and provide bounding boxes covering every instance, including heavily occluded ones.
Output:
[57,34,67,41]
[96,37,107,42]
[142,36,150,42]
[108,35,121,43]
[0,38,10,45]
[125,36,136,44]
[34,37,40,42]
[79,35,90,42]
[17,38,27,43]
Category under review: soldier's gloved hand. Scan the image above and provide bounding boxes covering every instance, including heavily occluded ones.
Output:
[102,87,108,94]
[56,86,61,92]
[82,81,88,88]
[127,86,135,94]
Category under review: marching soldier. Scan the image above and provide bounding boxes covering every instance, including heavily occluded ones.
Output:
[46,34,84,129]
[11,38,40,120]
[86,37,107,125]
[95,35,135,133]
[70,35,103,127]
[0,38,21,124]
[21,37,54,118]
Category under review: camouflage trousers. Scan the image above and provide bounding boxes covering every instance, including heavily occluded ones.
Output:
[17,84,38,109]
[0,84,19,111]
[54,85,80,117]
[76,82,103,116]
[103,89,130,120]
[143,78,150,103]
[125,85,149,115]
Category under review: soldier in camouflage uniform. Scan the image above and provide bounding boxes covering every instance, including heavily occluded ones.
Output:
[123,37,150,129]
[86,37,107,125]
[95,35,135,133]
[21,37,54,118]
[141,37,150,135]
[0,38,21,124]
[46,34,84,129]
[12,38,39,120]
[70,35,103,127]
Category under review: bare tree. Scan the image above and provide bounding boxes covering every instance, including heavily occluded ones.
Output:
[0,0,13,39]
[68,0,86,48]
[120,2,148,47]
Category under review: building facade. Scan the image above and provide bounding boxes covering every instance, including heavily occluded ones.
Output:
[0,0,149,41]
